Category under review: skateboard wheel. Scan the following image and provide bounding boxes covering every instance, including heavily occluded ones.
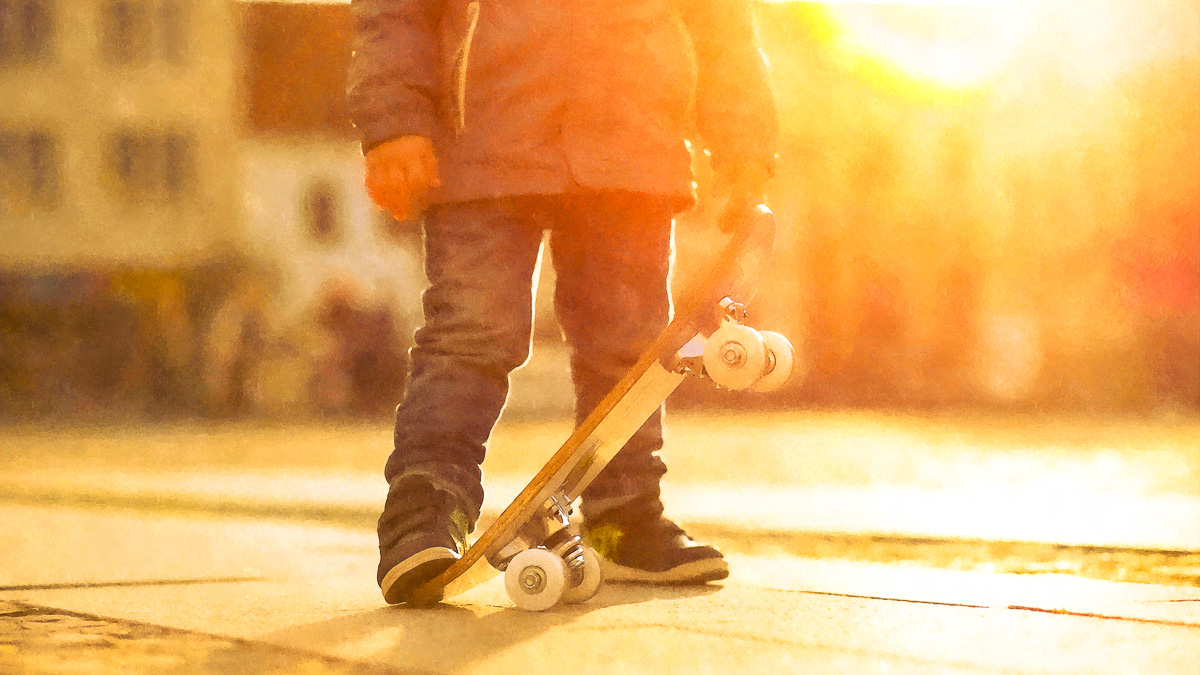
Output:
[750,331,795,393]
[562,546,602,605]
[702,323,768,391]
[504,548,568,612]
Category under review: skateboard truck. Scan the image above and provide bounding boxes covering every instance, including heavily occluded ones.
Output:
[719,297,748,322]
[673,297,795,393]
[490,492,602,610]
[490,493,573,570]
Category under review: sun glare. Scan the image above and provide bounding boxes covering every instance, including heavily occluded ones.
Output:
[770,1,1035,101]
[829,3,1029,89]
[772,1,1200,103]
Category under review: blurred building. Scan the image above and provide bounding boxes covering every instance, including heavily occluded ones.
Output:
[235,1,420,416]
[1,0,245,419]
[237,1,422,326]
[1,0,239,266]
[0,0,420,419]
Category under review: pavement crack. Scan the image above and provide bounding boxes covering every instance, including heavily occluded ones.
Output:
[750,586,990,609]
[0,576,269,592]
[757,588,1200,627]
[1006,605,1200,629]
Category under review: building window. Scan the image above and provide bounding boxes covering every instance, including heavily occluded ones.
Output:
[102,0,151,64]
[101,0,186,66]
[0,129,59,210]
[0,0,54,64]
[106,128,195,203]
[155,0,185,63]
[304,181,340,245]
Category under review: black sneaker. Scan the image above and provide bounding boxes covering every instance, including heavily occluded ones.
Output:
[377,482,472,605]
[582,496,728,584]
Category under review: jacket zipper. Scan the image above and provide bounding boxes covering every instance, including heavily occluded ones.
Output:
[454,1,482,136]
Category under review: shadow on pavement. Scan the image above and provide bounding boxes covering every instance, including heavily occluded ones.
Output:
[260,583,724,672]
[586,582,723,610]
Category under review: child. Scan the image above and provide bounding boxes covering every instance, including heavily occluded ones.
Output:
[348,0,778,604]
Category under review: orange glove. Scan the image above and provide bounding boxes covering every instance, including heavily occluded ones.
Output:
[364,136,441,223]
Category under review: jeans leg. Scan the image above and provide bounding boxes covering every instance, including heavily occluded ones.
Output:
[384,199,544,523]
[549,193,675,518]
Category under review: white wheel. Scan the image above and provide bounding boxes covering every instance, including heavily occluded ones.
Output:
[561,546,602,604]
[702,322,768,390]
[504,548,568,612]
[750,331,795,393]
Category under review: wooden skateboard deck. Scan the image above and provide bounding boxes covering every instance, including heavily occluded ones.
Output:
[409,206,778,606]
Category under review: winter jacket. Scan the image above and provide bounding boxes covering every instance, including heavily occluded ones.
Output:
[347,0,778,209]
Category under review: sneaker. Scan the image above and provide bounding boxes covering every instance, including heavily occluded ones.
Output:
[582,496,728,584]
[377,483,472,605]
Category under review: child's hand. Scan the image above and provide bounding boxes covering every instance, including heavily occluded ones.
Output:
[713,161,771,235]
[364,136,441,223]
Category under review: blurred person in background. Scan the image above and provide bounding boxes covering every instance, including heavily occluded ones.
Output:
[146,279,199,417]
[313,279,408,418]
[202,275,269,417]
[74,276,145,417]
[349,0,778,603]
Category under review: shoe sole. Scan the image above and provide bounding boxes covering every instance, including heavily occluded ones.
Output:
[597,556,729,585]
[380,547,460,605]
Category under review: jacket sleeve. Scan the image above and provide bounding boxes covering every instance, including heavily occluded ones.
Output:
[679,0,779,176]
[347,0,443,153]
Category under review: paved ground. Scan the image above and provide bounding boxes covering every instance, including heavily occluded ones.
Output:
[3,410,1198,581]
[1,503,1198,674]
[0,599,387,675]
[1,411,1199,673]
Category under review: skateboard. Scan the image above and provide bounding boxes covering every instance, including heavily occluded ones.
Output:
[409,205,795,610]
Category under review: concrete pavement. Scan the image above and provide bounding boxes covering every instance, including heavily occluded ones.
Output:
[2,502,1198,674]
[6,467,1199,551]
[3,409,1199,553]
[2,413,1199,673]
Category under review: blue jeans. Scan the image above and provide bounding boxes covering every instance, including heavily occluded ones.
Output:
[383,193,676,526]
